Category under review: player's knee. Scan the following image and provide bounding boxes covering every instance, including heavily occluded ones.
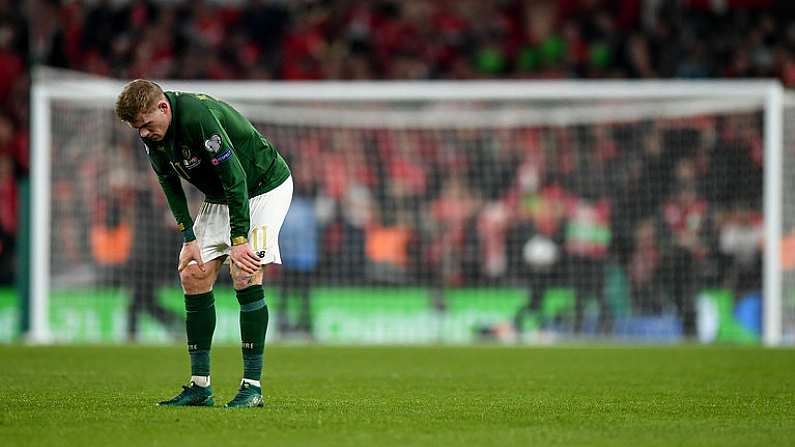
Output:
[232,276,249,290]
[179,265,214,294]
[231,267,263,290]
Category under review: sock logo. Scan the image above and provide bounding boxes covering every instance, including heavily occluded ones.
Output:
[242,342,255,349]
[187,344,198,351]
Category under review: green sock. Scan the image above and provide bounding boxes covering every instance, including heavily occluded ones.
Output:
[236,285,268,382]
[185,291,216,377]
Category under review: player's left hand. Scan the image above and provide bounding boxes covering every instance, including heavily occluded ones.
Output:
[231,243,261,275]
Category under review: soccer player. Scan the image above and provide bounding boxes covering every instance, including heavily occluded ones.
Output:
[115,80,292,408]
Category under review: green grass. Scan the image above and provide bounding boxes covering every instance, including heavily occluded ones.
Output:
[1,345,793,446]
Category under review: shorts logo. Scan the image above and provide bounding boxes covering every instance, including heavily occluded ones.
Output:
[212,148,233,165]
[204,134,222,153]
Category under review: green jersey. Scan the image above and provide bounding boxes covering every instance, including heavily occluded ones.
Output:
[143,91,290,244]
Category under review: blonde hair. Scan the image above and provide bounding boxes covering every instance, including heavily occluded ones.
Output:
[115,79,164,123]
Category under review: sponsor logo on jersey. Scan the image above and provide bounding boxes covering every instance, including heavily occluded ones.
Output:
[204,134,222,153]
[257,250,266,259]
[182,155,202,169]
[211,148,233,165]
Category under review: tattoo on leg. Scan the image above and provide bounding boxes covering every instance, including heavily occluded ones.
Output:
[233,264,260,289]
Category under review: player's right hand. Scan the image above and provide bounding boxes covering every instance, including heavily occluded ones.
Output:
[178,240,205,272]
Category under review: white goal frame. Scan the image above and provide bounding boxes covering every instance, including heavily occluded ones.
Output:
[29,76,786,345]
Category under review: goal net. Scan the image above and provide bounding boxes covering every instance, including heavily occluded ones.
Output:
[28,70,792,345]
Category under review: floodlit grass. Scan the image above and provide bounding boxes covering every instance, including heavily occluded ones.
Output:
[1,345,793,446]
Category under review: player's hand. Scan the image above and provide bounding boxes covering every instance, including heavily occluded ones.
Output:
[178,240,205,273]
[231,243,261,275]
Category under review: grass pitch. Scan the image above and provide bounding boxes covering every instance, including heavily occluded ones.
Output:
[1,345,793,446]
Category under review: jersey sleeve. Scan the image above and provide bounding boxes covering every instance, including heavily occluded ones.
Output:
[146,144,196,242]
[191,104,250,243]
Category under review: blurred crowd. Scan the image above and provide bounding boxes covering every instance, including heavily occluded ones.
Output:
[19,0,795,81]
[0,0,789,335]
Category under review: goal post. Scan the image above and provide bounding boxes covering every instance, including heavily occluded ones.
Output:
[763,83,784,346]
[27,69,792,345]
[30,82,51,343]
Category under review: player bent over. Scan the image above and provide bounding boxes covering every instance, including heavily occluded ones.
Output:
[115,80,292,408]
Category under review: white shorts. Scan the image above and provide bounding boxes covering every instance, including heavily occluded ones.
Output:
[193,176,293,265]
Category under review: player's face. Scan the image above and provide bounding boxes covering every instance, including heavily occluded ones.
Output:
[131,99,171,141]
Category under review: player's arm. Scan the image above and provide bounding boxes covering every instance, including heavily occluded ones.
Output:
[148,147,206,271]
[147,145,196,243]
[194,113,249,242]
[192,106,260,273]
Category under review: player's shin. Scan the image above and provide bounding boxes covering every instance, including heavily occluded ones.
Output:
[236,285,268,386]
[185,292,216,386]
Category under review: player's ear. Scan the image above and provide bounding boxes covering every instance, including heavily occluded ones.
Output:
[158,99,169,114]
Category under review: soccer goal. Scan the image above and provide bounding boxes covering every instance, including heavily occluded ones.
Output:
[27,68,794,345]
